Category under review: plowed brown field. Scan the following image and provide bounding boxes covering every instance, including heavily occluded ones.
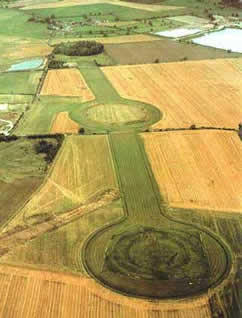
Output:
[142,130,242,213]
[102,59,242,129]
[41,68,95,100]
[0,264,212,318]
[5,135,118,231]
[51,112,79,134]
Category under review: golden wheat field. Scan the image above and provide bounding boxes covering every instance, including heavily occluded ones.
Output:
[142,130,242,213]
[50,34,160,46]
[51,112,79,134]
[0,264,213,318]
[41,68,95,100]
[4,135,118,231]
[102,59,242,129]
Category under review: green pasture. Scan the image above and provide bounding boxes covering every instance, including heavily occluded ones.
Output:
[0,9,50,39]
[0,71,42,95]
[0,94,33,104]
[28,3,168,21]
[14,96,81,135]
[0,138,48,183]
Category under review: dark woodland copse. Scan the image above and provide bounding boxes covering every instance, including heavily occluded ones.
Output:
[34,135,64,163]
[48,59,66,69]
[53,41,104,56]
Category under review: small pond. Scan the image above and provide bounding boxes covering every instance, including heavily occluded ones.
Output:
[8,58,44,71]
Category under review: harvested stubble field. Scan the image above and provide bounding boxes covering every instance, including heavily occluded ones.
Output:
[6,43,52,59]
[102,59,242,129]
[0,264,213,318]
[51,34,160,46]
[5,135,118,230]
[141,130,242,213]
[41,68,95,100]
[51,111,79,134]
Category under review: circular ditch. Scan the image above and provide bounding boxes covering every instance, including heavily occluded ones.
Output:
[84,225,230,299]
[75,102,160,131]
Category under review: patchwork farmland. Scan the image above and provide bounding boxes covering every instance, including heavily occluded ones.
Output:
[0,0,242,317]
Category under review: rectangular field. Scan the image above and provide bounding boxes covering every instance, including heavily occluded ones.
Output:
[41,68,95,100]
[142,130,242,213]
[6,43,52,59]
[0,71,42,95]
[102,59,242,129]
[51,34,160,45]
[104,39,240,65]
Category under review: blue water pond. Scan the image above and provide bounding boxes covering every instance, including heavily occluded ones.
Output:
[9,58,44,71]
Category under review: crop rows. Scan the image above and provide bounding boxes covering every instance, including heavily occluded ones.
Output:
[102,59,242,129]
[141,130,242,213]
[41,68,95,100]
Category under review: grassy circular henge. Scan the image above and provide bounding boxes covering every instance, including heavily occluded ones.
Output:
[71,101,161,132]
[81,103,231,299]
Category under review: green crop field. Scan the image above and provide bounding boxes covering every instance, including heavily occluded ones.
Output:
[0,9,50,39]
[28,3,163,21]
[0,71,42,95]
